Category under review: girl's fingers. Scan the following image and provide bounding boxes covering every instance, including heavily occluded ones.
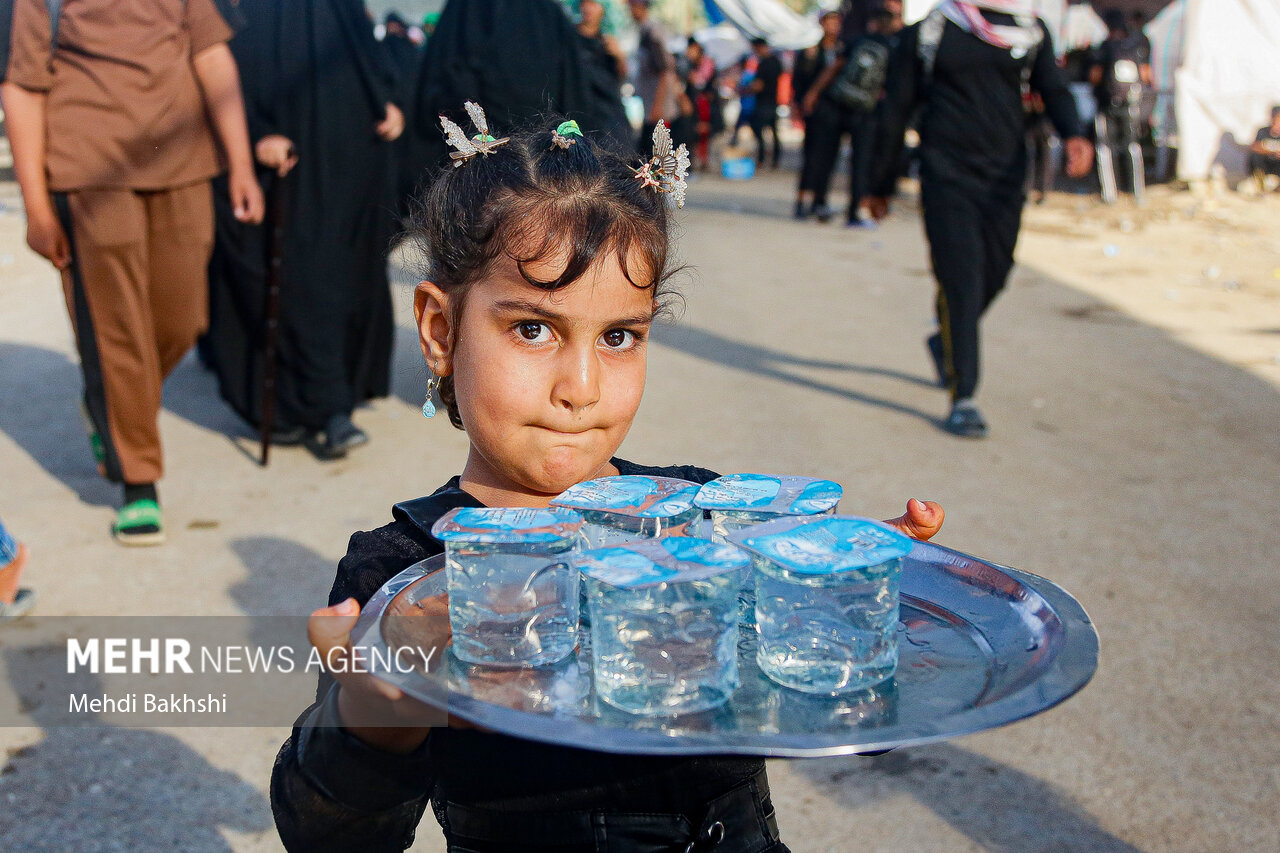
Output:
[883,499,945,541]
[306,598,360,672]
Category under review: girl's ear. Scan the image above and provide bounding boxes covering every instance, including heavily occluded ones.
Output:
[414,281,454,376]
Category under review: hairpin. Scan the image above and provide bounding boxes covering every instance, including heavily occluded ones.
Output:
[439,101,510,167]
[631,121,690,208]
[550,120,583,150]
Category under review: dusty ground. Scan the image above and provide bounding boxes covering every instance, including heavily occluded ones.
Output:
[0,166,1277,852]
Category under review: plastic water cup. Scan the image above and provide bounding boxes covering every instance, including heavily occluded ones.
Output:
[574,538,748,716]
[432,508,583,667]
[730,516,912,695]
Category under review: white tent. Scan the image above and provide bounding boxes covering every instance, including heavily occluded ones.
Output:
[705,0,822,51]
[1174,0,1280,180]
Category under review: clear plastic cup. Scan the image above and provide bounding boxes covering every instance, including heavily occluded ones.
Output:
[730,516,912,695]
[432,507,584,667]
[573,538,748,716]
[694,474,843,623]
[552,475,702,548]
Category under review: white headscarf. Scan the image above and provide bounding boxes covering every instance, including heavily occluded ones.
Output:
[939,0,1043,55]
[967,0,1037,13]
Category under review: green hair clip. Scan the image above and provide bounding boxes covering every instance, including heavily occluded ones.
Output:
[551,120,584,149]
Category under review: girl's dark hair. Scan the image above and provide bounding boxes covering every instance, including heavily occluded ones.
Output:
[406,117,681,429]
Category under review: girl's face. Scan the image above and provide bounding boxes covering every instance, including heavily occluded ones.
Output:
[417,250,656,507]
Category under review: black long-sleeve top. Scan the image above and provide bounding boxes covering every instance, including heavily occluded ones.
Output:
[870,13,1084,199]
[270,459,767,852]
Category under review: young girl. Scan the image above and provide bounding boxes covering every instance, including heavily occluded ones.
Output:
[270,113,943,852]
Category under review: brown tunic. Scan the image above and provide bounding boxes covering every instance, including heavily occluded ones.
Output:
[6,0,232,191]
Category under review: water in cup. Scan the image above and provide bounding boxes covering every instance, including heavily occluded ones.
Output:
[730,515,911,695]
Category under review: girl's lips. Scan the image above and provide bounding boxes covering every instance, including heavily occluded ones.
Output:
[536,426,594,436]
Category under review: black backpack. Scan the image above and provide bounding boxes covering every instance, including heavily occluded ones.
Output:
[827,36,889,113]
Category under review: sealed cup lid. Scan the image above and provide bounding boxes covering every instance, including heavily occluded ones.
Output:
[551,475,700,519]
[572,537,749,589]
[431,507,583,545]
[728,516,912,575]
[694,473,843,515]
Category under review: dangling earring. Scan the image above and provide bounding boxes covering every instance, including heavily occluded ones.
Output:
[422,367,441,418]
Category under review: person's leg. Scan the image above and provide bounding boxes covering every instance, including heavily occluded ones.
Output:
[979,190,1025,316]
[845,113,877,224]
[56,189,163,485]
[145,181,215,379]
[921,180,986,420]
[807,110,843,218]
[762,110,773,166]
[0,516,23,604]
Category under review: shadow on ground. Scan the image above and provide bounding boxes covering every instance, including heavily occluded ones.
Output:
[793,744,1142,852]
[0,646,271,851]
[652,321,942,428]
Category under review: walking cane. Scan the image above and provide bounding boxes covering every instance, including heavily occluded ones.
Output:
[259,169,291,466]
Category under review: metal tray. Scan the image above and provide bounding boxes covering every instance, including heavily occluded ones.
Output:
[351,540,1098,757]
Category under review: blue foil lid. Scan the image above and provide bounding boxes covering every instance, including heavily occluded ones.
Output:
[694,474,843,515]
[573,537,749,588]
[551,475,699,519]
[729,516,912,574]
[431,507,583,544]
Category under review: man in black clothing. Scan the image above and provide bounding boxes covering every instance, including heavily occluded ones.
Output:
[1089,8,1152,201]
[867,0,1092,438]
[803,9,897,227]
[1251,106,1280,191]
[794,11,846,219]
[747,37,783,169]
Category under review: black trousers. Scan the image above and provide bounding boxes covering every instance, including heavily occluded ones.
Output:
[798,104,876,216]
[921,177,1024,401]
[750,103,780,167]
[439,768,787,853]
[1250,152,1280,178]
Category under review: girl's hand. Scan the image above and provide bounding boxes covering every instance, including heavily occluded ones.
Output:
[882,498,944,541]
[307,598,443,754]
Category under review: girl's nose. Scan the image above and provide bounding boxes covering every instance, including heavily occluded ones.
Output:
[552,344,601,413]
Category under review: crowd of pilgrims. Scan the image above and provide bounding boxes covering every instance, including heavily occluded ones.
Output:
[201,0,1136,456]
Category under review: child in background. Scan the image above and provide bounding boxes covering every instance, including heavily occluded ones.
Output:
[270,114,943,852]
[0,517,35,624]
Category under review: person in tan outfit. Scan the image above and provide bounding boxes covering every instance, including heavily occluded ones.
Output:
[2,0,263,544]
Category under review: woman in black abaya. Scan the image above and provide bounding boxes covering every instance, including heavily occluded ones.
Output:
[205,0,403,459]
[409,0,597,169]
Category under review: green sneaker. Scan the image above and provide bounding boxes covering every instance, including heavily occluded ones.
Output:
[112,499,165,546]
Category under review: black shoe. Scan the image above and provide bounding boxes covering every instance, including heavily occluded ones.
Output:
[813,203,832,223]
[943,401,988,439]
[270,424,308,446]
[926,333,947,388]
[793,201,809,220]
[311,414,369,460]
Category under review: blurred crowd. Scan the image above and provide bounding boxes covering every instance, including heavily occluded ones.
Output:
[1,0,1277,557]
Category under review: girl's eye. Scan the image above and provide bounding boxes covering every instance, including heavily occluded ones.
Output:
[517,322,552,343]
[601,329,637,349]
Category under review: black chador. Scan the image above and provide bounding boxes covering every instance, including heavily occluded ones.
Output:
[205,0,397,435]
[409,0,594,170]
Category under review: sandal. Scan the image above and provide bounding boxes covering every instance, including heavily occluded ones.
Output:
[113,499,165,546]
[0,589,37,624]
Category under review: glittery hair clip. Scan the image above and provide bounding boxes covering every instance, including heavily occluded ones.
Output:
[631,121,690,208]
[439,101,510,167]
[550,120,584,150]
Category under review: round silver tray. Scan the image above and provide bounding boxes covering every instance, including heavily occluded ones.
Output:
[351,541,1098,757]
